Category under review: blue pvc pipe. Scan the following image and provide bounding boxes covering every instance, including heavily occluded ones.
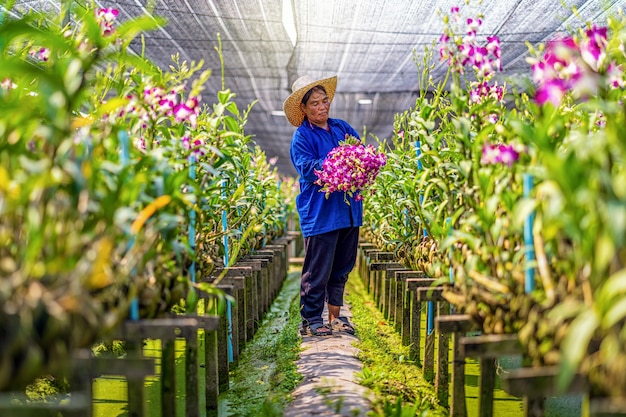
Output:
[221,177,233,362]
[523,173,536,293]
[427,303,435,335]
[119,130,130,165]
[128,254,139,320]
[416,140,434,334]
[222,178,229,268]
[415,141,428,238]
[119,131,139,321]
[188,155,196,283]
[415,140,424,170]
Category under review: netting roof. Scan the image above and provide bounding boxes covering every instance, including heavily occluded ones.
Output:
[9,0,626,176]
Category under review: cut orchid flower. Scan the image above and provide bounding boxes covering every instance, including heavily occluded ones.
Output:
[314,135,387,204]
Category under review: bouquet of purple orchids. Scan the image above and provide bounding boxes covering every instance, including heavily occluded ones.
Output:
[314,135,387,204]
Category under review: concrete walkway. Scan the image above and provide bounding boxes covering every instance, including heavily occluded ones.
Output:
[283,305,373,417]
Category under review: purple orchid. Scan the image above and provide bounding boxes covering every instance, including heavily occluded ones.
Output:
[96,8,119,36]
[530,25,621,106]
[314,137,387,203]
[438,6,502,80]
[481,142,521,166]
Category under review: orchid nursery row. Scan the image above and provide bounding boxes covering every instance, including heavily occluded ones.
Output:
[363,6,626,401]
[0,5,295,392]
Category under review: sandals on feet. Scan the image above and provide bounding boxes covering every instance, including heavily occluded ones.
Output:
[300,322,333,337]
[330,317,355,335]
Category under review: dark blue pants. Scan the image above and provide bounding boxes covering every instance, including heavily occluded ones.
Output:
[300,227,360,327]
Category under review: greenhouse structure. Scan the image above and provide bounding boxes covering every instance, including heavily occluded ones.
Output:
[1,0,626,416]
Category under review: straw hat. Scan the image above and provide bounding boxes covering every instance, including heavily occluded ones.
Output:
[283,75,337,126]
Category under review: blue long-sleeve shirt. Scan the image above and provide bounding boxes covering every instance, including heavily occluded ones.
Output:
[290,117,363,237]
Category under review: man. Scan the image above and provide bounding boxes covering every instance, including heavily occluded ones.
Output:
[284,75,360,336]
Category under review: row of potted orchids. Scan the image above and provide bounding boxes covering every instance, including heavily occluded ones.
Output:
[0,4,296,391]
[362,3,626,401]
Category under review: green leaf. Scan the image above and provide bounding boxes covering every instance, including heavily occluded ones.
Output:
[547,298,585,323]
[598,269,626,304]
[18,155,51,173]
[115,54,160,74]
[557,308,599,392]
[63,58,83,95]
[226,101,239,116]
[217,89,233,105]
[607,202,626,247]
[185,286,199,313]
[223,115,239,133]
[602,297,626,329]
[512,197,537,229]
[231,182,247,202]
[594,232,614,279]
[115,15,168,44]
[96,98,128,118]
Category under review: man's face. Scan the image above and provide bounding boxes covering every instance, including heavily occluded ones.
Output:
[301,89,330,126]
